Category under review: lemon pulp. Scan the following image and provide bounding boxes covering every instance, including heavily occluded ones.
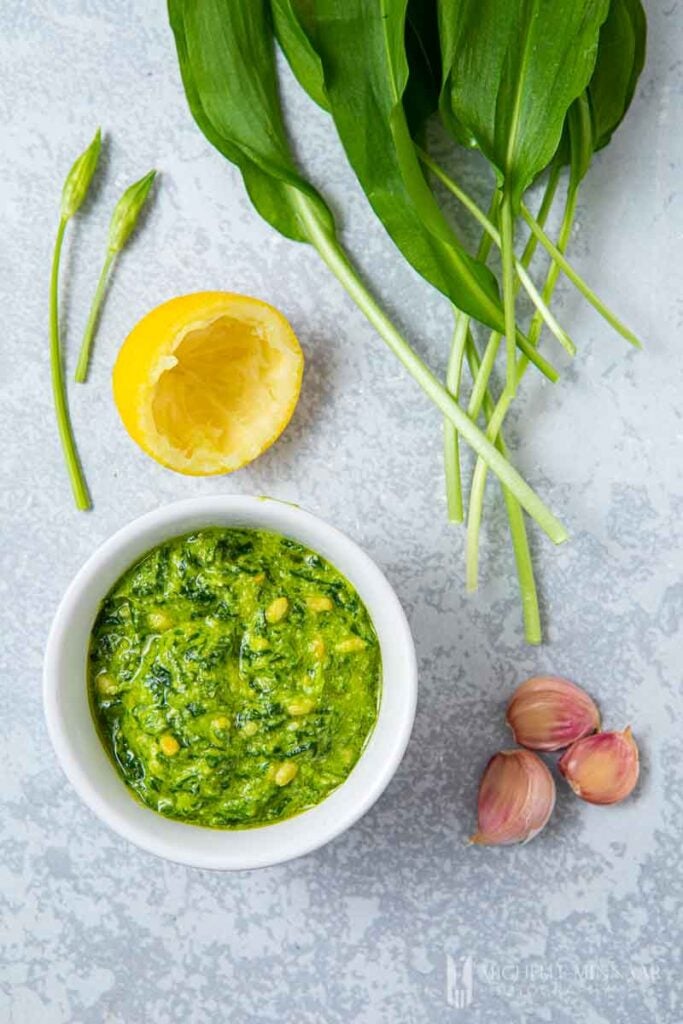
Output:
[113,293,303,476]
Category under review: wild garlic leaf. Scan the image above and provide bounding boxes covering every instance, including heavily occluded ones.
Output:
[169,0,334,243]
[588,0,647,151]
[439,0,611,207]
[403,0,442,138]
[567,94,595,187]
[273,0,442,137]
[271,0,329,111]
[553,0,646,186]
[168,0,570,545]
[294,0,505,331]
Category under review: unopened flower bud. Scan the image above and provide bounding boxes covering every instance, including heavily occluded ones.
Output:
[108,170,157,253]
[60,128,102,220]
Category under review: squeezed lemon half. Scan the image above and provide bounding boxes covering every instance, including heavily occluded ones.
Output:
[113,292,303,475]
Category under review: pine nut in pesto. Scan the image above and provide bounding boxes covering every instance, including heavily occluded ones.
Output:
[88,528,381,829]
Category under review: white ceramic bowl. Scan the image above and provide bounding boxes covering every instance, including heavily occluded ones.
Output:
[43,496,417,870]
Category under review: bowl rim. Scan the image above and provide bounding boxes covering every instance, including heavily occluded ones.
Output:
[43,495,417,870]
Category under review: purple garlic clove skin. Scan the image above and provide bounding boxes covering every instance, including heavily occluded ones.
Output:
[470,749,556,846]
[506,675,600,752]
[558,727,640,806]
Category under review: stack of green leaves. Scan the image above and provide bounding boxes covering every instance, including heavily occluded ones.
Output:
[168,0,646,642]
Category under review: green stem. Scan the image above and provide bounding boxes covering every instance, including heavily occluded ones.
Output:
[419,148,574,356]
[75,248,116,383]
[444,311,470,522]
[289,187,568,544]
[465,389,513,588]
[469,164,562,422]
[468,328,502,421]
[515,262,575,356]
[499,190,518,393]
[520,163,562,270]
[514,330,558,380]
[444,194,499,523]
[526,183,579,351]
[464,167,561,635]
[501,485,541,644]
[466,176,578,614]
[520,202,642,349]
[49,218,91,510]
[422,147,636,351]
[463,337,540,643]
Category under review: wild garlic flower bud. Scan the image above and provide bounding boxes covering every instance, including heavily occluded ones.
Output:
[506,675,600,752]
[60,128,102,220]
[558,727,639,805]
[108,170,157,253]
[471,748,556,846]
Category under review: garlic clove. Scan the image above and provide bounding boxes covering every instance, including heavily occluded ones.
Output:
[470,749,556,846]
[558,727,639,805]
[506,675,600,752]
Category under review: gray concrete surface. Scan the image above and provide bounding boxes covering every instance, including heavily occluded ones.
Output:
[1,3,681,1021]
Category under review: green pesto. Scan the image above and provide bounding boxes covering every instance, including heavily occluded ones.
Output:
[88,528,381,828]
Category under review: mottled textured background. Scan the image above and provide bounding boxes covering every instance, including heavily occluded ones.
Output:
[1,2,681,1022]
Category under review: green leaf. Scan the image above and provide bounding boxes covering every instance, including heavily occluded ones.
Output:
[403,0,442,137]
[567,93,595,186]
[169,0,568,543]
[272,0,442,136]
[589,0,647,151]
[554,0,646,184]
[294,0,505,331]
[169,0,333,243]
[271,0,329,110]
[276,0,502,323]
[439,0,610,207]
